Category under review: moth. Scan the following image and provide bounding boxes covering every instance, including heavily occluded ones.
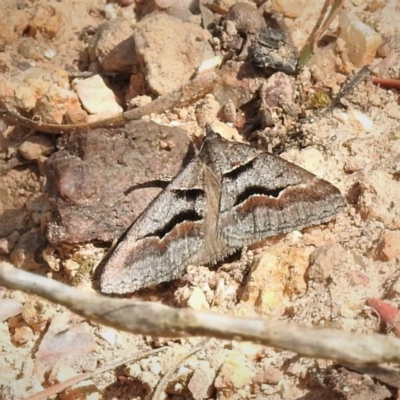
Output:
[100,128,346,294]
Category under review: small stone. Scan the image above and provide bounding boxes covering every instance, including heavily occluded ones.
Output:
[208,120,241,143]
[21,298,55,332]
[348,108,374,133]
[215,351,255,393]
[64,109,89,124]
[0,299,23,322]
[73,74,123,117]
[58,380,100,400]
[232,341,263,361]
[271,0,307,18]
[128,95,152,109]
[263,367,283,385]
[187,287,210,311]
[139,371,158,387]
[51,366,77,384]
[243,245,310,316]
[18,39,45,61]
[344,158,366,173]
[339,11,382,67]
[35,84,82,124]
[195,94,221,128]
[149,361,162,376]
[374,230,400,261]
[356,170,400,229]
[98,328,117,346]
[88,18,136,73]
[44,49,56,59]
[377,34,400,57]
[0,230,20,255]
[12,325,34,345]
[18,135,54,160]
[347,270,369,286]
[10,230,47,270]
[224,3,266,35]
[29,5,62,39]
[188,361,216,400]
[133,13,213,95]
[307,244,349,284]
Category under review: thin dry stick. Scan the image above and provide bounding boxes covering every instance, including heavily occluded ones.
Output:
[151,339,210,400]
[24,347,168,400]
[2,261,400,366]
[0,72,219,134]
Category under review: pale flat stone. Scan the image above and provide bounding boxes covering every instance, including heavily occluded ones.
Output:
[73,74,123,117]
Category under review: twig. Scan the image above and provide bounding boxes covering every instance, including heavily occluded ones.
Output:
[0,72,219,134]
[326,65,371,112]
[2,261,400,366]
[372,77,400,90]
[24,347,168,400]
[151,339,210,400]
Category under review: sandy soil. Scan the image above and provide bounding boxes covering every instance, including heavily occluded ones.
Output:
[1,0,400,399]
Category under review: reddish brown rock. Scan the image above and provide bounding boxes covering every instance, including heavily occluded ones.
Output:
[19,136,55,161]
[88,18,136,73]
[188,361,216,399]
[44,121,191,244]
[133,13,213,95]
[374,229,400,261]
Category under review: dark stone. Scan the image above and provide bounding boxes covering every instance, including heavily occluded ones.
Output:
[44,121,191,244]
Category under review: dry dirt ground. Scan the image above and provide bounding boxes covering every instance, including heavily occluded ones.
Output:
[1,0,400,399]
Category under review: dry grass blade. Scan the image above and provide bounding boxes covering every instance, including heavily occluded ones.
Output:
[2,261,400,366]
[151,339,210,400]
[298,0,344,69]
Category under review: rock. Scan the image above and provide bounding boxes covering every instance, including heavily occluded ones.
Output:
[0,299,23,322]
[34,85,82,124]
[215,351,255,394]
[35,315,95,376]
[307,244,350,284]
[188,361,216,400]
[206,0,253,14]
[0,230,20,255]
[347,270,369,286]
[271,0,307,18]
[208,120,241,143]
[242,244,310,316]
[58,380,100,400]
[263,367,283,385]
[73,74,123,118]
[187,287,210,310]
[339,11,382,67]
[224,3,266,35]
[88,18,136,73]
[19,135,55,161]
[12,325,34,345]
[10,230,47,270]
[29,4,62,39]
[133,13,213,95]
[0,67,70,114]
[355,170,400,229]
[18,38,46,61]
[22,298,55,332]
[64,109,89,124]
[374,229,400,261]
[377,34,400,57]
[213,61,259,108]
[97,327,117,346]
[195,94,221,128]
[45,121,190,244]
